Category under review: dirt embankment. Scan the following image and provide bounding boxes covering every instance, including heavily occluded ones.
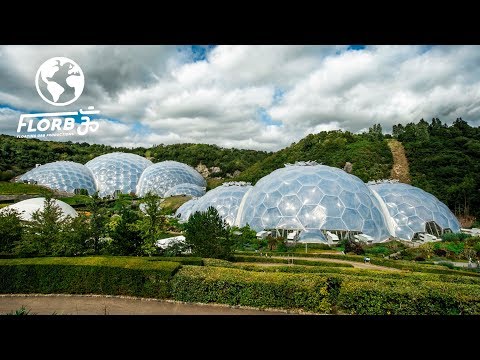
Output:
[387,139,411,183]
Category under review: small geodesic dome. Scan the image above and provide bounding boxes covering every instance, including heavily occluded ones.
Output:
[18,161,96,195]
[237,163,391,242]
[85,152,152,197]
[368,181,461,240]
[136,161,206,197]
[188,182,252,226]
[0,197,78,221]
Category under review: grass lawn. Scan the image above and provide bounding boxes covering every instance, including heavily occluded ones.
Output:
[0,182,53,195]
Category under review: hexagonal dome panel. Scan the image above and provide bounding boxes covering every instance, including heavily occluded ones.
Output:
[187,182,252,226]
[85,152,152,197]
[164,183,206,198]
[175,198,199,222]
[238,164,390,242]
[18,161,97,195]
[369,182,461,240]
[136,161,206,197]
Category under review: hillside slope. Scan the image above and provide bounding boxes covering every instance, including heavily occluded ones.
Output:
[235,130,393,184]
[387,139,411,183]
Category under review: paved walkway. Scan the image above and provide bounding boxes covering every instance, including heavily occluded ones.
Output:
[0,294,289,315]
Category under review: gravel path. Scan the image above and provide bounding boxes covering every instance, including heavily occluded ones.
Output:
[0,294,290,315]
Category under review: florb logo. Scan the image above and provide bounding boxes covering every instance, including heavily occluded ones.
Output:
[35,57,85,106]
[17,56,99,139]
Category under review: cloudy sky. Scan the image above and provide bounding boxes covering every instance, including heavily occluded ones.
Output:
[1,45,479,151]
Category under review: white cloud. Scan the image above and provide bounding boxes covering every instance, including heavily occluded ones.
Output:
[1,45,479,151]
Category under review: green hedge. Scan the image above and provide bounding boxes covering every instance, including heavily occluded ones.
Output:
[149,257,204,266]
[233,255,353,268]
[339,279,480,315]
[170,266,338,313]
[0,256,181,299]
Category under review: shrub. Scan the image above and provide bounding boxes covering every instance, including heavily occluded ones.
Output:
[233,255,353,267]
[149,257,203,266]
[0,256,181,299]
[338,279,480,315]
[170,266,336,313]
[184,207,234,260]
[442,233,471,242]
[438,261,455,269]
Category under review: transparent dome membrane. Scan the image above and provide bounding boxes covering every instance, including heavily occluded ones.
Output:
[238,164,390,243]
[369,182,461,240]
[18,161,97,195]
[189,183,252,226]
[136,161,206,197]
[175,198,199,222]
[164,183,206,198]
[0,197,78,221]
[85,152,152,197]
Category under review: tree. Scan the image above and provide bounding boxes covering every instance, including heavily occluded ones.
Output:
[85,193,109,254]
[53,214,90,256]
[15,196,65,256]
[0,208,23,254]
[184,206,234,260]
[108,203,143,256]
[137,192,166,255]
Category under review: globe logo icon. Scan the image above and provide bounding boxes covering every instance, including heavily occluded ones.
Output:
[35,57,85,106]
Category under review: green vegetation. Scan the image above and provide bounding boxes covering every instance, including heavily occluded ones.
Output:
[184,206,234,260]
[170,266,334,313]
[6,306,33,315]
[0,256,181,299]
[160,195,191,214]
[233,255,353,267]
[235,129,393,184]
[395,118,480,217]
[0,134,269,182]
[0,182,53,195]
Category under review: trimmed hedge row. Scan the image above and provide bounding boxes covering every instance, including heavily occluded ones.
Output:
[233,255,353,268]
[170,266,337,313]
[149,257,204,266]
[241,251,480,277]
[0,256,181,299]
[339,279,480,315]
[228,262,480,286]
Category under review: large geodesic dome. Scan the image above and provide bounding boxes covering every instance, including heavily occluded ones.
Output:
[0,197,78,221]
[175,198,199,222]
[18,161,97,195]
[164,183,206,198]
[368,182,461,240]
[85,152,152,197]
[136,161,206,197]
[189,182,252,226]
[237,163,391,242]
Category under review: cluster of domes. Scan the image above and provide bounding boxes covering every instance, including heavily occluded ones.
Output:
[176,163,461,243]
[17,153,206,199]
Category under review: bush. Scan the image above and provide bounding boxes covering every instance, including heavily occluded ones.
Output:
[184,207,234,260]
[149,257,203,266]
[338,279,480,315]
[442,233,471,242]
[0,256,181,299]
[438,261,455,269]
[233,255,353,267]
[170,266,336,313]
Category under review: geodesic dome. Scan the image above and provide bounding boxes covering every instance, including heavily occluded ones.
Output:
[189,182,252,226]
[85,152,152,197]
[0,197,78,221]
[18,161,97,195]
[136,161,206,197]
[164,183,206,198]
[175,198,199,222]
[368,182,461,240]
[237,163,391,242]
